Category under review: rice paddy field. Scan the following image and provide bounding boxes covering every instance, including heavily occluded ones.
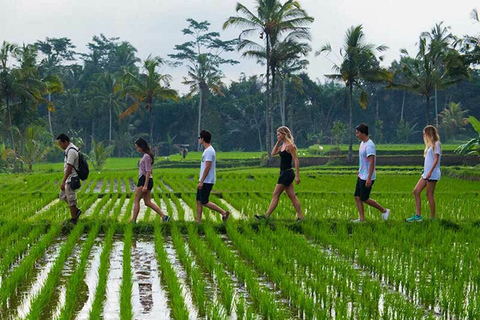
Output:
[0,165,479,319]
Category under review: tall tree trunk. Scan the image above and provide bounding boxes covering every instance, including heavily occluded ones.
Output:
[400,91,405,121]
[197,88,203,151]
[265,37,271,158]
[109,103,112,145]
[279,79,286,126]
[348,85,353,163]
[48,93,54,140]
[150,107,154,147]
[434,86,438,128]
[425,95,431,125]
[6,97,16,153]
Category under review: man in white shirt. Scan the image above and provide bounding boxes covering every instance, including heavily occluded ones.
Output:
[57,134,82,224]
[196,130,230,223]
[352,124,390,222]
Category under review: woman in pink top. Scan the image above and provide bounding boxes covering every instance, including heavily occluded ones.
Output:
[128,138,170,223]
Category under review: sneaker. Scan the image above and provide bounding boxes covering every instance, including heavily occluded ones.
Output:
[69,218,77,225]
[162,215,170,222]
[406,214,422,222]
[382,209,391,221]
[351,218,364,223]
[222,211,230,222]
[254,214,266,220]
[296,217,304,223]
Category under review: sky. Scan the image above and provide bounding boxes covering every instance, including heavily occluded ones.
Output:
[1,0,479,94]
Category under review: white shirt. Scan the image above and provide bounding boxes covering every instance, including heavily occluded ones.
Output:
[358,139,376,181]
[199,146,216,184]
[64,143,79,183]
[422,141,441,180]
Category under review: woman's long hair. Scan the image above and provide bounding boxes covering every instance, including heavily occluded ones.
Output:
[277,126,296,149]
[135,138,154,164]
[423,125,440,157]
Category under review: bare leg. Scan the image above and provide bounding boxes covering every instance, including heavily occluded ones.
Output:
[426,181,437,218]
[69,205,78,219]
[413,178,427,216]
[285,183,303,219]
[363,198,386,213]
[143,191,166,219]
[129,187,143,223]
[355,196,365,221]
[265,184,287,218]
[196,201,203,223]
[204,202,227,218]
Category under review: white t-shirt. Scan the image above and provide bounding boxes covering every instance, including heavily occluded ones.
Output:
[64,143,79,183]
[199,146,216,184]
[358,139,376,181]
[422,141,441,180]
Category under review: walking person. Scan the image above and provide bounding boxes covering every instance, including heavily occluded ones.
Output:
[196,130,230,223]
[128,138,170,223]
[57,134,82,224]
[255,126,304,221]
[406,125,441,222]
[352,123,390,222]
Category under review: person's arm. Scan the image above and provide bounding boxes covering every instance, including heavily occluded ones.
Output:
[288,145,301,185]
[198,161,212,189]
[425,153,439,179]
[366,156,375,187]
[271,140,281,156]
[61,164,73,191]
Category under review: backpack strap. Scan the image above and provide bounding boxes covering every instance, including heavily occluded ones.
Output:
[65,147,80,173]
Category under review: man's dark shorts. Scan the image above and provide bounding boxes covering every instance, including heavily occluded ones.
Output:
[137,175,154,191]
[197,183,214,205]
[354,177,375,201]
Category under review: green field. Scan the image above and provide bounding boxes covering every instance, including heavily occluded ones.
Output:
[0,166,479,319]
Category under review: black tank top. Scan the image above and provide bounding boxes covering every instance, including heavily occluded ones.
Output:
[279,150,293,170]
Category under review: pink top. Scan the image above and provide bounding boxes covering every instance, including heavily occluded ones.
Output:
[139,154,153,177]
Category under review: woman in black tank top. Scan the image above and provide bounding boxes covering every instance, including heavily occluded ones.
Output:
[254,126,304,222]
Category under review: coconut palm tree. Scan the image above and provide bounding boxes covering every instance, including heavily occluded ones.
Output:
[390,23,471,126]
[316,25,391,161]
[119,56,178,145]
[439,102,469,141]
[90,72,124,145]
[223,0,314,156]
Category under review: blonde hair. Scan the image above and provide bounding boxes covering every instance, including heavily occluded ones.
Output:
[423,125,440,157]
[277,126,296,148]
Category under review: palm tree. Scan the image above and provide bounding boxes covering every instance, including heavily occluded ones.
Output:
[439,102,469,141]
[316,25,391,161]
[169,19,238,150]
[390,23,471,126]
[223,0,314,156]
[90,72,123,145]
[456,116,480,156]
[119,56,178,145]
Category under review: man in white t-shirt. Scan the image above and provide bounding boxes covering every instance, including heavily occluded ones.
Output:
[57,134,82,224]
[352,124,390,222]
[196,130,230,223]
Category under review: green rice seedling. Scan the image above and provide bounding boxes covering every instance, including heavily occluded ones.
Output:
[25,223,85,320]
[170,222,207,316]
[184,223,234,314]
[88,222,117,319]
[153,221,189,320]
[57,222,101,320]
[202,223,284,320]
[0,224,61,308]
[0,225,47,277]
[120,224,133,320]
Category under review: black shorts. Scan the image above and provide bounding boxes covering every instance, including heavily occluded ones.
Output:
[422,177,438,182]
[137,175,153,191]
[277,169,295,186]
[197,183,214,205]
[354,177,375,201]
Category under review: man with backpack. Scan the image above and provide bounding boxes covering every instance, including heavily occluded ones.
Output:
[57,134,84,224]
